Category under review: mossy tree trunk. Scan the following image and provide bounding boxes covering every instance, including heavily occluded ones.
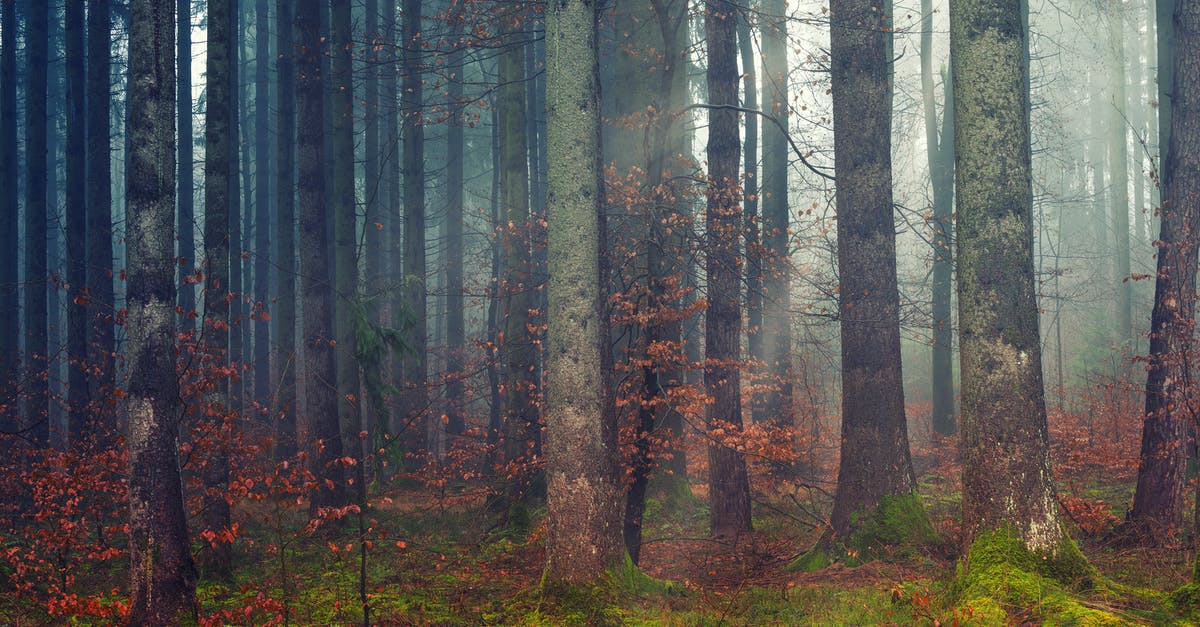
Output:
[1127,0,1199,545]
[125,0,199,620]
[705,0,753,539]
[297,0,346,514]
[828,0,922,547]
[543,0,625,586]
[951,0,1066,554]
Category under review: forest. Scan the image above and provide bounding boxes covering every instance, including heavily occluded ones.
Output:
[1,0,1199,624]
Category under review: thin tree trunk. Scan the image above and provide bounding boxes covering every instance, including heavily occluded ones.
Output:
[739,7,763,423]
[543,0,625,585]
[24,0,49,445]
[760,0,792,426]
[66,0,89,442]
[1109,0,1132,346]
[401,0,429,458]
[229,0,244,414]
[444,3,466,437]
[274,0,296,458]
[201,0,234,581]
[705,0,752,539]
[86,0,115,439]
[0,0,16,433]
[125,0,199,620]
[178,0,195,325]
[253,0,271,407]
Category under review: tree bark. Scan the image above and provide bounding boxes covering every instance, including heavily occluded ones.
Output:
[24,0,49,445]
[0,0,16,434]
[543,0,625,586]
[828,0,920,540]
[86,0,116,440]
[760,0,793,426]
[922,0,956,437]
[297,0,346,514]
[253,0,271,407]
[1127,0,1198,545]
[444,3,466,438]
[951,0,1066,553]
[705,0,753,539]
[66,0,89,441]
[1109,0,1133,345]
[273,0,297,458]
[201,0,235,581]
[125,0,199,621]
[178,0,195,327]
[400,0,429,457]
[738,5,764,425]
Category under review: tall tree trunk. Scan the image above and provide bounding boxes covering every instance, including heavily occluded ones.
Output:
[543,0,625,585]
[66,0,89,442]
[739,6,764,422]
[1109,0,1133,346]
[827,0,922,545]
[760,0,792,426]
[0,0,16,433]
[499,15,536,510]
[362,0,384,456]
[178,0,195,325]
[125,0,199,620]
[331,0,361,488]
[253,0,271,407]
[951,0,1066,553]
[24,0,49,445]
[922,0,956,436]
[401,0,429,458]
[86,0,116,438]
[273,0,296,459]
[1126,0,1194,545]
[444,3,466,438]
[201,0,234,581]
[297,0,346,513]
[228,0,244,414]
[705,0,752,539]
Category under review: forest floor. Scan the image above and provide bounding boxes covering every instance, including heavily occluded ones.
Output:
[194,463,1197,626]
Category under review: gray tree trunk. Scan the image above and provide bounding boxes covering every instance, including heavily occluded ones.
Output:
[66,0,89,441]
[400,0,429,457]
[125,0,199,620]
[86,0,116,439]
[0,0,15,433]
[253,0,271,406]
[24,0,48,445]
[273,0,296,458]
[543,0,625,586]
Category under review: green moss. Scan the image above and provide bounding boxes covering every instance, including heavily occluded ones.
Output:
[956,527,1134,626]
[789,493,936,572]
[537,553,681,625]
[1168,583,1200,618]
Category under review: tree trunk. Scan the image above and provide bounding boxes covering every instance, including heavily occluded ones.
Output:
[273,0,296,458]
[66,0,89,442]
[444,4,466,438]
[331,0,361,490]
[178,0,195,326]
[125,0,199,621]
[297,0,346,514]
[24,0,49,445]
[760,0,792,427]
[1127,0,1198,545]
[922,0,956,437]
[201,0,235,581]
[1109,0,1132,346]
[253,0,271,407]
[0,0,16,434]
[543,0,625,586]
[499,14,537,511]
[739,7,763,424]
[951,0,1066,553]
[705,0,752,539]
[828,0,921,543]
[87,0,116,440]
[401,0,430,458]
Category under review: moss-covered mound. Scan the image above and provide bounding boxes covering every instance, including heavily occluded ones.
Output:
[955,527,1140,626]
[790,493,938,572]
